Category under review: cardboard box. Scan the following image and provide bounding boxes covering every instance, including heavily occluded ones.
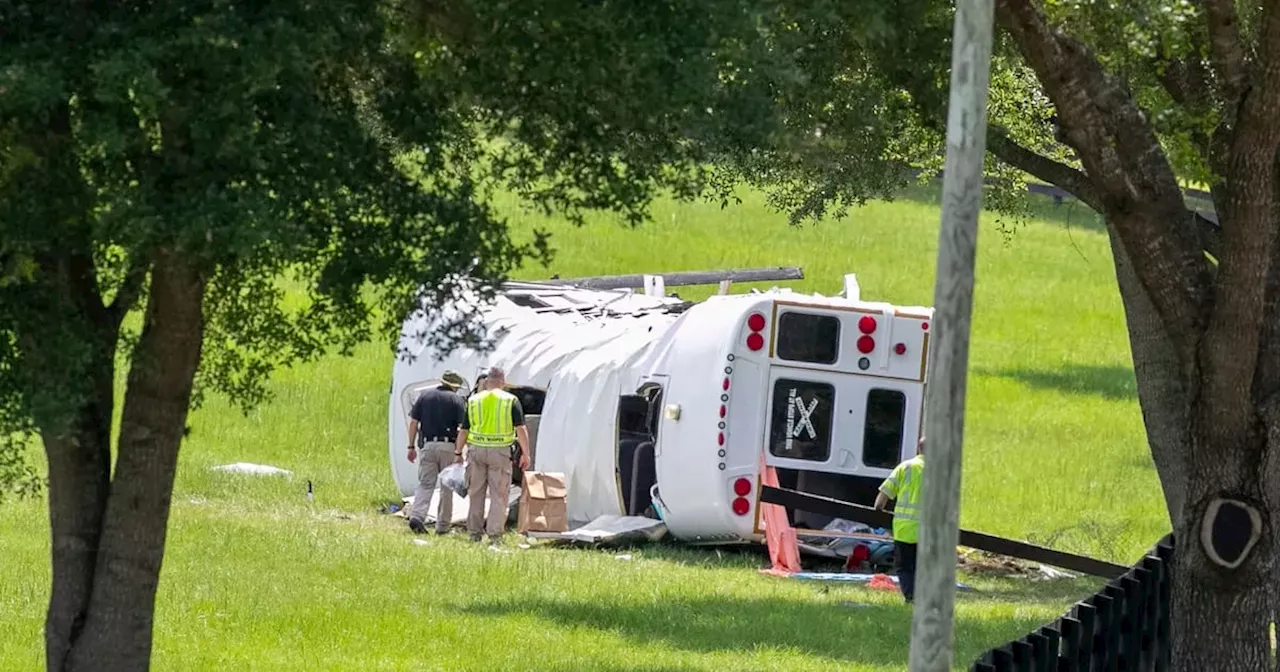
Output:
[518,471,568,533]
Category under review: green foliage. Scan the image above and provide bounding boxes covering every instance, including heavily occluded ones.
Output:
[399,0,796,225]
[704,0,957,224]
[686,0,1229,231]
[664,0,1054,230]
[9,0,802,484]
[0,369,42,503]
[0,3,524,474]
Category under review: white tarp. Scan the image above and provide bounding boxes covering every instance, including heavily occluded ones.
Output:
[389,283,687,525]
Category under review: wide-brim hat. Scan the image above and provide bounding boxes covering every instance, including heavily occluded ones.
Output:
[441,370,466,387]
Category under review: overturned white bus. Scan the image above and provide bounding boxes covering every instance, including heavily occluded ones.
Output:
[388,273,933,544]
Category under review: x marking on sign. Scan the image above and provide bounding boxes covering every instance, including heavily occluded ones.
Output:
[791,395,817,440]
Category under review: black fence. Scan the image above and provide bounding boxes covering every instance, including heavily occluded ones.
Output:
[971,534,1175,672]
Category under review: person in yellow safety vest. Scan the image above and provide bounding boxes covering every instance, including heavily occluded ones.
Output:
[874,436,925,604]
[455,366,531,544]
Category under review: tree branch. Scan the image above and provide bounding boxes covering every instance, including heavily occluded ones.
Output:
[996,0,1211,364]
[987,125,1222,259]
[1202,0,1248,108]
[1154,56,1209,110]
[986,125,1104,211]
[107,254,150,328]
[1200,1,1280,446]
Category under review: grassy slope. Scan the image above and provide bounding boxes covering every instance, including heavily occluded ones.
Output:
[0,188,1164,671]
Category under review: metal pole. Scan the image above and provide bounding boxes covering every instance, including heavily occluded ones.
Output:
[907,0,995,670]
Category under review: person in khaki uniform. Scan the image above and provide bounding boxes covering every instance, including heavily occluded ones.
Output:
[406,370,467,534]
[455,367,530,543]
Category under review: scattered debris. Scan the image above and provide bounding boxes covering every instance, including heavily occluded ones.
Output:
[1036,565,1079,580]
[412,539,430,547]
[210,462,293,477]
[867,574,898,592]
[794,518,894,567]
[614,554,634,561]
[488,545,513,554]
[523,515,666,545]
[956,548,1079,580]
[780,571,973,591]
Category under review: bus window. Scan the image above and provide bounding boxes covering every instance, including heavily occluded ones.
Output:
[506,386,546,415]
[862,389,906,469]
[768,379,834,461]
[401,379,468,417]
[776,312,840,365]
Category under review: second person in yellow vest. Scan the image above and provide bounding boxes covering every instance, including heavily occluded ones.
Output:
[455,366,531,543]
[874,436,925,604]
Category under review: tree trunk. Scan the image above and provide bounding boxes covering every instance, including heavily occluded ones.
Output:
[1110,219,1278,670]
[41,368,113,671]
[1172,568,1273,671]
[24,251,122,671]
[1106,223,1188,525]
[1168,421,1276,671]
[60,250,205,672]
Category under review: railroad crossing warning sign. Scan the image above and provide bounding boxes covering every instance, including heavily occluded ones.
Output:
[785,387,819,452]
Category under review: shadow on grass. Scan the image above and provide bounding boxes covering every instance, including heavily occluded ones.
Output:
[983,364,1137,401]
[456,593,1059,667]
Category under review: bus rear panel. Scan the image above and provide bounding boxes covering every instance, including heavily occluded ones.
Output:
[729,299,932,537]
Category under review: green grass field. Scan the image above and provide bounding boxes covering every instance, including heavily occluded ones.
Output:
[0,186,1168,670]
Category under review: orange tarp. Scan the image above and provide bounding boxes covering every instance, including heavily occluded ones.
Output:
[757,457,802,576]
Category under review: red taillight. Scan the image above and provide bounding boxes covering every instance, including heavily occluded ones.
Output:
[731,497,751,516]
[922,322,929,330]
[894,343,906,355]
[858,315,877,334]
[722,377,730,391]
[857,335,876,354]
[718,432,725,445]
[745,311,767,352]
[733,477,752,497]
[719,405,727,418]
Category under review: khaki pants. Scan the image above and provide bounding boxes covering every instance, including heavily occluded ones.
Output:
[466,446,513,538]
[410,442,456,531]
